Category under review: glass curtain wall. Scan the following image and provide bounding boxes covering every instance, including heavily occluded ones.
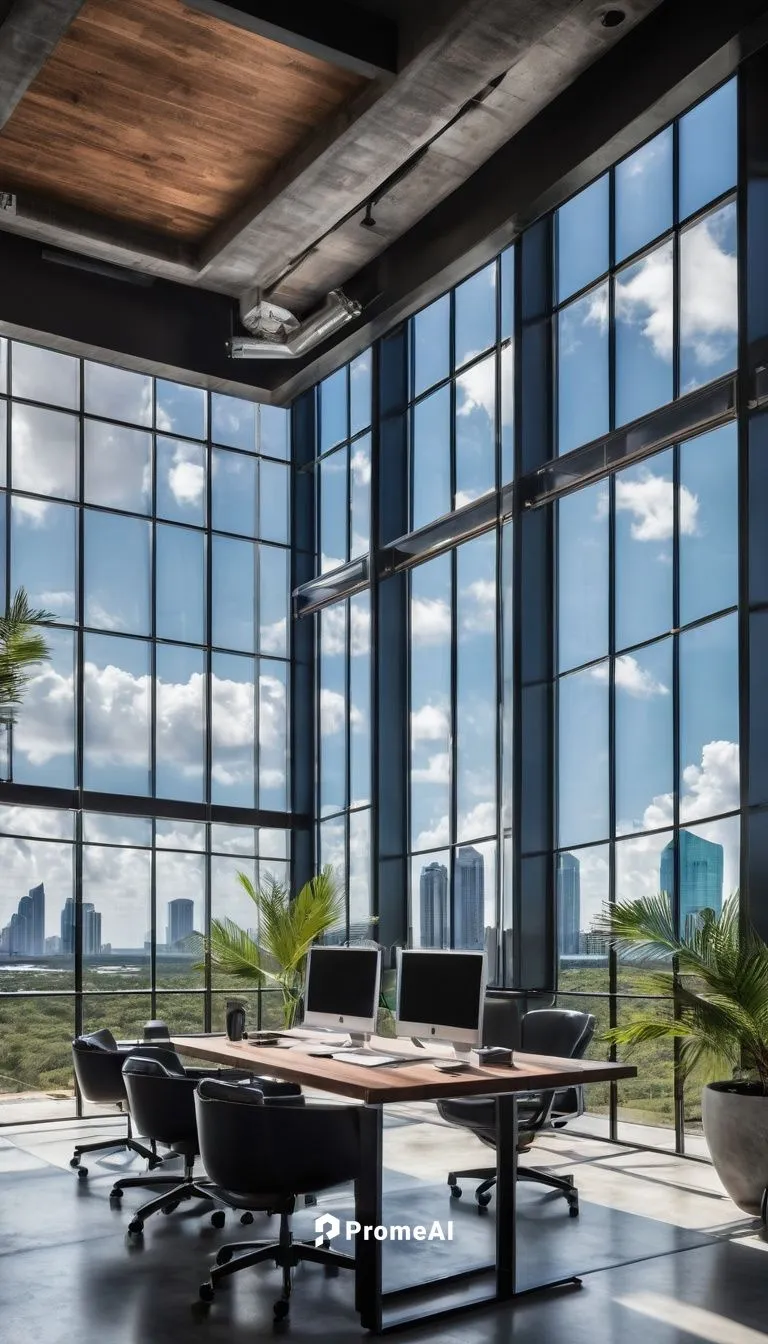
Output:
[0,344,294,1116]
[554,78,739,1148]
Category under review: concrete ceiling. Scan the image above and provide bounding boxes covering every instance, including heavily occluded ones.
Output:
[0,0,664,325]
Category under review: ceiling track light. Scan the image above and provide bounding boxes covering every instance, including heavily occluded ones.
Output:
[361,201,377,229]
[228,289,361,360]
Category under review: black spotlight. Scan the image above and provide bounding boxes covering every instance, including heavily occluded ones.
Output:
[601,9,625,26]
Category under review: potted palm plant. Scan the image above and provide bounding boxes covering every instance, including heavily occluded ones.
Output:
[201,866,345,1028]
[598,892,768,1215]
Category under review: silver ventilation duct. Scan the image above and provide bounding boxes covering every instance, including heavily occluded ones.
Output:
[228,289,361,360]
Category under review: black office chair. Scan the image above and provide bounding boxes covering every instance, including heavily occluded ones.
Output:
[440,1006,596,1217]
[195,1078,359,1322]
[118,1051,301,1237]
[70,1028,168,1179]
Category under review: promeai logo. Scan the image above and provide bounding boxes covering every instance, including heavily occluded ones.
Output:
[315,1213,453,1246]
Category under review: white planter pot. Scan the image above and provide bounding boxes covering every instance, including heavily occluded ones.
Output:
[701,1081,768,1215]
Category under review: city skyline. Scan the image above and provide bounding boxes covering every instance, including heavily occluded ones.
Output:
[418,845,485,950]
[0,882,203,961]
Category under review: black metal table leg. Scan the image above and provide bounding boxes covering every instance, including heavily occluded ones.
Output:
[355,1103,383,1333]
[495,1091,518,1300]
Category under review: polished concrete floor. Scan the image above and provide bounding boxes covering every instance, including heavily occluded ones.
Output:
[0,1104,766,1343]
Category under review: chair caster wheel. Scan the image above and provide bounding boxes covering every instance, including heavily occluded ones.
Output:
[569,1202,579,1218]
[69,1157,80,1169]
[304,1194,317,1207]
[240,1211,254,1224]
[274,1300,290,1321]
[128,1219,144,1236]
[77,1167,89,1181]
[162,1201,180,1215]
[199,1283,214,1303]
[449,1185,462,1200]
[211,1210,226,1229]
[476,1191,492,1208]
[216,1248,233,1266]
[110,1187,123,1200]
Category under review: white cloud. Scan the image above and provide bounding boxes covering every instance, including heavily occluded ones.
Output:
[411,704,450,742]
[615,473,698,542]
[412,752,450,785]
[680,739,740,823]
[260,617,287,656]
[411,597,450,646]
[350,445,371,488]
[680,207,738,372]
[320,688,345,737]
[456,353,495,422]
[457,800,496,840]
[320,602,370,658]
[168,455,205,508]
[591,655,670,699]
[460,578,496,634]
[614,240,673,360]
[414,815,450,851]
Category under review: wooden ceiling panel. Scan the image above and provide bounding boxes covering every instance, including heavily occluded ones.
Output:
[0,0,367,241]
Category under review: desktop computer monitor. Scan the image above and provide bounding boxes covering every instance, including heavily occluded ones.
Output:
[395,949,486,1050]
[303,945,382,1036]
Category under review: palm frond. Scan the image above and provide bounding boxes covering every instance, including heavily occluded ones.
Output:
[0,587,55,723]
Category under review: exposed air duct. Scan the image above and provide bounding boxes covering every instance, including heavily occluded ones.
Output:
[228,289,361,360]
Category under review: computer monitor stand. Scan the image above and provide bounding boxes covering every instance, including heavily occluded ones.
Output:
[347,1031,370,1048]
[452,1042,472,1059]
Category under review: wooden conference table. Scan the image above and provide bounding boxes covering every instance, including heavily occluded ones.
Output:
[173,1033,635,1332]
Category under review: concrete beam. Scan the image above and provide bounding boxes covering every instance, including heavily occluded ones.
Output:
[196,0,662,299]
[182,0,399,80]
[0,0,86,129]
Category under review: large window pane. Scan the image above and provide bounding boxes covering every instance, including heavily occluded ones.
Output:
[615,239,674,425]
[679,613,739,823]
[11,342,79,410]
[82,845,151,989]
[679,79,737,221]
[156,848,205,987]
[212,447,257,537]
[259,544,289,658]
[156,436,206,526]
[156,523,205,644]
[156,644,205,803]
[84,634,151,796]
[12,627,76,789]
[411,850,450,948]
[350,592,371,809]
[212,536,255,652]
[259,459,290,546]
[413,294,450,397]
[412,385,450,530]
[11,496,77,623]
[455,352,495,507]
[349,809,372,936]
[679,423,738,626]
[456,534,496,842]
[680,200,737,393]
[211,653,255,808]
[84,420,151,514]
[558,282,609,455]
[320,445,348,573]
[0,834,75,991]
[211,392,256,451]
[259,405,290,461]
[84,362,152,426]
[556,174,609,303]
[0,996,75,1108]
[558,481,609,671]
[156,379,206,440]
[455,263,496,369]
[85,511,151,635]
[615,128,673,263]
[319,366,348,452]
[615,639,673,836]
[614,449,673,651]
[82,813,151,846]
[259,659,288,811]
[11,403,78,500]
[350,351,372,437]
[410,555,451,851]
[320,605,346,817]
[350,435,371,559]
[557,843,610,991]
[558,664,609,847]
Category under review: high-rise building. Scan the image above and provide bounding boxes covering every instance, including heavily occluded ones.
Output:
[82,903,102,956]
[454,846,485,950]
[660,831,724,937]
[166,898,195,948]
[420,862,448,947]
[0,882,46,958]
[28,884,45,957]
[60,898,76,956]
[557,853,581,956]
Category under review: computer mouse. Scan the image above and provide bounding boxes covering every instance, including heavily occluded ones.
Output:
[433,1060,470,1072]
